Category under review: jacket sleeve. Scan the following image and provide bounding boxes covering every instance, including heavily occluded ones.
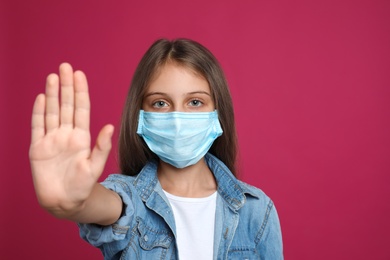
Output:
[78,174,135,247]
[255,200,284,259]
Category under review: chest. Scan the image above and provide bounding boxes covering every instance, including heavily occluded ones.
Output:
[115,197,260,260]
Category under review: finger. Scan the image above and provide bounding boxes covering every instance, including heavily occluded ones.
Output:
[90,125,114,178]
[59,63,75,127]
[74,70,90,131]
[45,73,60,132]
[31,94,46,144]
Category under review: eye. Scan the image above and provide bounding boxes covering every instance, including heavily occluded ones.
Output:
[189,99,203,107]
[152,100,168,108]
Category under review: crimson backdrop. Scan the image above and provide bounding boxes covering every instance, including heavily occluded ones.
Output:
[1,0,390,259]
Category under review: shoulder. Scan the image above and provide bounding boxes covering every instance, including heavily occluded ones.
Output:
[236,180,279,236]
[237,179,272,207]
[235,180,283,253]
[102,174,138,193]
[104,173,137,184]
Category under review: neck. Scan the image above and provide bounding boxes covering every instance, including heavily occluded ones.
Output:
[157,158,217,198]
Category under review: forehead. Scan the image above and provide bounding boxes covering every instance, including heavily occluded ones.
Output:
[146,62,211,94]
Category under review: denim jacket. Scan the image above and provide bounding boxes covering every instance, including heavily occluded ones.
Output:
[79,153,283,259]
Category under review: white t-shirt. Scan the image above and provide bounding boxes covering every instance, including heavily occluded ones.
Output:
[163,190,217,260]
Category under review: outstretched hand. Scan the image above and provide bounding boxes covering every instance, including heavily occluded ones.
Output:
[29,63,114,217]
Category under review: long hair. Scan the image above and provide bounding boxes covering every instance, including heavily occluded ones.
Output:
[119,38,238,176]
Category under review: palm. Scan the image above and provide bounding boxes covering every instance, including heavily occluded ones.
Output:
[29,63,113,212]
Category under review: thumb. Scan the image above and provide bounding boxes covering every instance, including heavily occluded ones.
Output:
[90,124,114,177]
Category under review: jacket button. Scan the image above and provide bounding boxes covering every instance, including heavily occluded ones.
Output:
[144,235,148,242]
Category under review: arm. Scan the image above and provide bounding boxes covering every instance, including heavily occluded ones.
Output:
[29,63,122,225]
[256,200,284,259]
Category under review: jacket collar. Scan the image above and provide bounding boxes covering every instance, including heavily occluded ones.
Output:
[132,153,259,212]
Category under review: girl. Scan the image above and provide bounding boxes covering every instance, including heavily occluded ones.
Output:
[30,39,283,259]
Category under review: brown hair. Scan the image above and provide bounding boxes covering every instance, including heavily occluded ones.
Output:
[119,38,238,176]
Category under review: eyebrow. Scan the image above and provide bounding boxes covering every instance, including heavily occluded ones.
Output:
[143,91,211,98]
[186,91,211,96]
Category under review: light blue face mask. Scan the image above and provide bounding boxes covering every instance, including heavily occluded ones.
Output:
[137,110,223,168]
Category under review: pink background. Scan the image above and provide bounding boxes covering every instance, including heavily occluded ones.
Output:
[1,0,389,259]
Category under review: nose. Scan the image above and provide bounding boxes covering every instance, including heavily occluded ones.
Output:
[171,102,186,112]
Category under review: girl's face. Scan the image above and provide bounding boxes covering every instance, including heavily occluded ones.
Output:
[142,63,215,113]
